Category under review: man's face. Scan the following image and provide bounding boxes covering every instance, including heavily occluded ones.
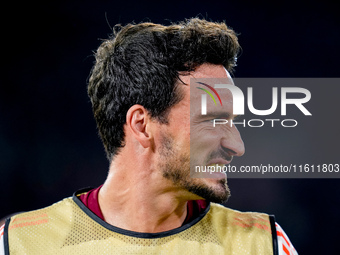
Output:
[157,64,245,203]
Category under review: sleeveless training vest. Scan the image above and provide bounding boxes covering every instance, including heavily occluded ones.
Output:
[3,189,277,254]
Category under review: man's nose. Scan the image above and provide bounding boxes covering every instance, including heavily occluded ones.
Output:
[220,126,245,157]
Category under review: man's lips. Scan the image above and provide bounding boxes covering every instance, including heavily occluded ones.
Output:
[205,163,227,179]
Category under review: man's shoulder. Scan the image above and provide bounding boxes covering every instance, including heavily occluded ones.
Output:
[208,203,274,239]
[209,203,272,223]
[206,203,276,254]
[7,196,74,233]
[2,197,81,254]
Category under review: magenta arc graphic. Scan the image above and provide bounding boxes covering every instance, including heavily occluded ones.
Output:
[196,82,223,106]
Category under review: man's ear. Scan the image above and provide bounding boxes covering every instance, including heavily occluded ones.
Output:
[126,105,153,148]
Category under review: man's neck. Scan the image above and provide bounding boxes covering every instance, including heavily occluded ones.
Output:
[98,158,190,233]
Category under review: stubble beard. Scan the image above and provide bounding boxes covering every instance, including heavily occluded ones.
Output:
[159,135,230,204]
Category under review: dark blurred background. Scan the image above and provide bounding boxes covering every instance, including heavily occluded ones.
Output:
[1,0,339,254]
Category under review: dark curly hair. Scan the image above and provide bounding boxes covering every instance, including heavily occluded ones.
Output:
[88,18,240,160]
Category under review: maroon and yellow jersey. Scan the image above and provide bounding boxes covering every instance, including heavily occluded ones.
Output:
[1,189,297,254]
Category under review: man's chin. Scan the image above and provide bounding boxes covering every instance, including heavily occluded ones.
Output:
[187,178,230,204]
[207,179,231,203]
